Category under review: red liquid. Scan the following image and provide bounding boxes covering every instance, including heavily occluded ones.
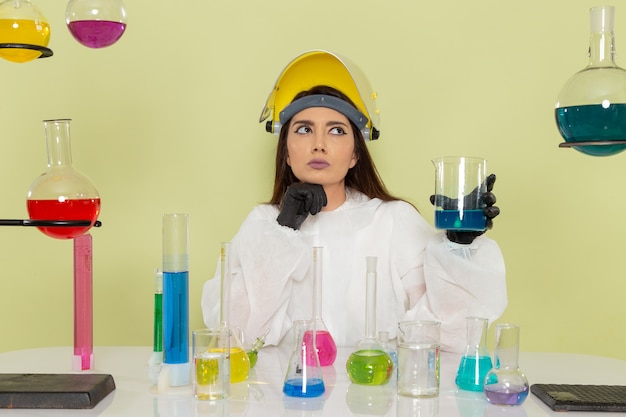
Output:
[27,198,101,239]
[303,330,337,366]
[67,20,126,48]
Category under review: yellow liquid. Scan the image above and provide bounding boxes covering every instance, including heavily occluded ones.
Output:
[207,347,250,383]
[0,19,50,63]
[195,353,221,385]
[229,347,250,383]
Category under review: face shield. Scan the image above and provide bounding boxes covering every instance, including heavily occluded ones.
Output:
[259,50,381,141]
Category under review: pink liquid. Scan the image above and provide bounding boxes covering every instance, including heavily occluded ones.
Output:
[303,330,337,366]
[27,198,101,239]
[67,20,126,48]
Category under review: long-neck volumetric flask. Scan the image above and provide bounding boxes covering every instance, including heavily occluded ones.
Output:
[73,233,93,370]
[27,119,101,239]
[305,246,336,366]
[346,256,393,385]
[162,213,190,386]
[483,324,529,405]
[219,242,250,383]
[455,317,492,391]
[283,320,325,398]
[555,6,626,156]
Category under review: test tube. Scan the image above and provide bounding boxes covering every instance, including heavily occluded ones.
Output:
[73,233,93,371]
[162,214,190,386]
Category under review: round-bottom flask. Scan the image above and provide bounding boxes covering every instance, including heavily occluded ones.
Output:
[346,257,393,386]
[483,324,529,406]
[27,119,100,239]
[555,6,626,156]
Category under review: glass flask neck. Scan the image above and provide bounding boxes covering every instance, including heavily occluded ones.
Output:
[44,119,73,168]
[493,324,521,369]
[465,316,489,356]
[312,246,323,320]
[364,256,377,340]
[587,6,617,68]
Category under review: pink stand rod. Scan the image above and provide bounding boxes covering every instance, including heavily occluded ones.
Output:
[73,233,93,371]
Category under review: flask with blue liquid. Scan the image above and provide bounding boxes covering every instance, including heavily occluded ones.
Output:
[555,6,626,156]
[455,317,492,391]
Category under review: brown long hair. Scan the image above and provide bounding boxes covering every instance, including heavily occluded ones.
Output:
[268,85,401,205]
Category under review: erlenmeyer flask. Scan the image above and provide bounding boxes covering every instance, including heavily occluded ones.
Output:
[346,256,393,385]
[455,317,492,391]
[483,324,529,406]
[283,319,325,398]
[304,246,336,366]
[555,6,626,156]
[66,0,127,48]
[27,119,100,240]
[0,0,52,63]
[218,242,250,383]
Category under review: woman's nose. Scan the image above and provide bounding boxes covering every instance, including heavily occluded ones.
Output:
[312,133,327,152]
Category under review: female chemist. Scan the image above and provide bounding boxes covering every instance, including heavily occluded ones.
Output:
[202,50,506,353]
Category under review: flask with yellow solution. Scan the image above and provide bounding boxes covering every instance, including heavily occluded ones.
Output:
[0,0,51,63]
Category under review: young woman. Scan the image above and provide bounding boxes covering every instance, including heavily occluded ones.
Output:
[201,85,506,353]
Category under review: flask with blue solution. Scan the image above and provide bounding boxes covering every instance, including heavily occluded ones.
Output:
[283,320,325,398]
[455,317,492,391]
[555,6,626,156]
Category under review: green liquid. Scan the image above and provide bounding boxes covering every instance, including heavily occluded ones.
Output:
[247,350,258,368]
[346,349,393,385]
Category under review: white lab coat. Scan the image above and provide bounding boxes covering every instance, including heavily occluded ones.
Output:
[201,189,507,353]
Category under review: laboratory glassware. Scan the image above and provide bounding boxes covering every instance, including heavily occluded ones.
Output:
[455,317,492,391]
[432,156,487,231]
[27,119,101,240]
[246,328,269,369]
[283,319,325,398]
[555,6,626,156]
[397,320,441,398]
[162,213,190,386]
[0,0,52,62]
[148,268,163,385]
[65,0,127,48]
[346,256,393,385]
[483,324,529,405]
[73,233,93,371]
[378,330,397,370]
[306,246,336,366]
[218,242,250,382]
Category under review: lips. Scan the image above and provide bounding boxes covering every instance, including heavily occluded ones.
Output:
[308,159,329,169]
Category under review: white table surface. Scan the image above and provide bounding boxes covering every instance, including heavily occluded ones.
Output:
[0,346,624,416]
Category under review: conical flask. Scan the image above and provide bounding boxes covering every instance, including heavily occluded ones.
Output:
[218,241,250,383]
[66,0,127,48]
[283,319,325,398]
[455,317,492,391]
[346,256,393,385]
[483,324,529,406]
[555,6,626,156]
[27,119,100,239]
[305,246,336,366]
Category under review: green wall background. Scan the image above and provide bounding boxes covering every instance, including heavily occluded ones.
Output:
[1,0,625,360]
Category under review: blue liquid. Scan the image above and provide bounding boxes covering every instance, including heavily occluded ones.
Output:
[435,209,485,231]
[555,104,626,157]
[455,355,493,391]
[283,378,325,398]
[484,384,529,405]
[162,271,189,364]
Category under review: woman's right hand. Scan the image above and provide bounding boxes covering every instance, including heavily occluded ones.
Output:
[276,183,327,230]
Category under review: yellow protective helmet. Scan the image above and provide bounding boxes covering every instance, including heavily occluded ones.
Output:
[259,50,381,141]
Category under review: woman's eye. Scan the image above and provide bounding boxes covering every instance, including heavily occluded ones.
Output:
[295,125,312,134]
[330,126,346,135]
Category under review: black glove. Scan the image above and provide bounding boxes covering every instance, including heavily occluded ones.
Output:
[277,183,327,230]
[430,173,500,245]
